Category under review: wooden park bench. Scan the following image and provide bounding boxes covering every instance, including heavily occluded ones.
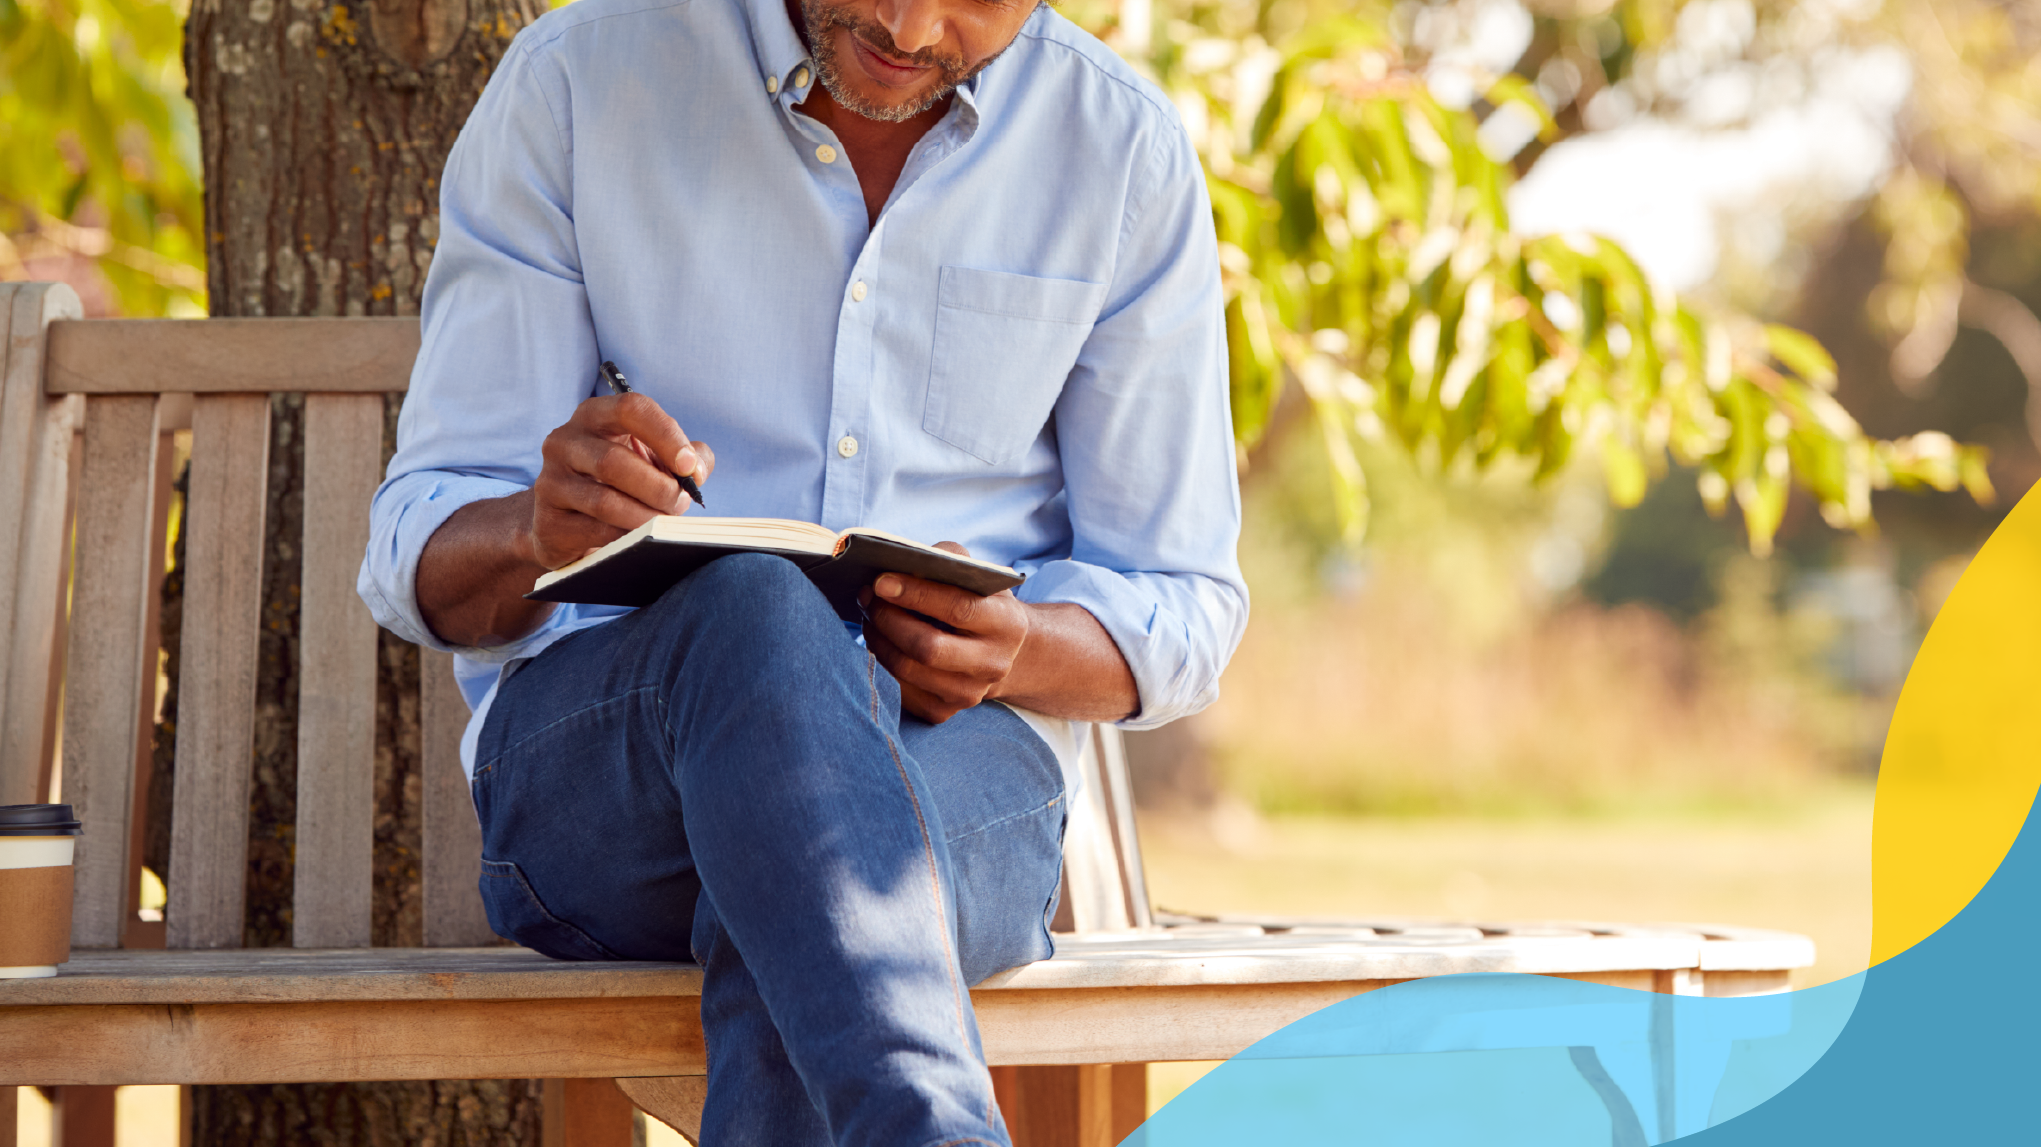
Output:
[0,281,1813,1146]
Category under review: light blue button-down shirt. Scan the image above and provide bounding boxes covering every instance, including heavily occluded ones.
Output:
[358,0,1247,778]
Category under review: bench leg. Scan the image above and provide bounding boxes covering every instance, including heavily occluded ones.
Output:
[52,1086,115,1147]
[991,1064,1145,1147]
[2,1086,16,1147]
[541,1079,637,1147]
[1111,1063,1147,1142]
[615,1076,705,1144]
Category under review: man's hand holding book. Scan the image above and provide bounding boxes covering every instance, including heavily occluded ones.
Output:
[859,542,1031,724]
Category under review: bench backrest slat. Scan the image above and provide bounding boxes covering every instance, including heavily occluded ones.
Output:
[421,648,496,946]
[1095,722,1153,930]
[166,393,272,949]
[0,285,84,804]
[1062,729,1132,932]
[292,393,386,948]
[62,394,163,947]
[46,318,419,395]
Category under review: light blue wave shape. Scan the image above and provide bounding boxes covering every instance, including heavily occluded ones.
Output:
[1126,970,1865,1146]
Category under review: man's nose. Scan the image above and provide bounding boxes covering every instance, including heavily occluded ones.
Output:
[875,0,944,55]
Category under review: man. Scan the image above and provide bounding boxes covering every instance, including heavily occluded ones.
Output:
[358,0,1245,1139]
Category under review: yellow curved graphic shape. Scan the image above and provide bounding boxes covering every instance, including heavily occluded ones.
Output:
[1874,483,2041,963]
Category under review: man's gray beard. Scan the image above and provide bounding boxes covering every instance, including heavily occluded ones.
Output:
[815,53,952,123]
[800,0,982,123]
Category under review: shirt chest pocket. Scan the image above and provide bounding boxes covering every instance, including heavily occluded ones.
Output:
[923,267,1107,466]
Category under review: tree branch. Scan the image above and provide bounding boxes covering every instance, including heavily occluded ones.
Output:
[1959,279,2041,452]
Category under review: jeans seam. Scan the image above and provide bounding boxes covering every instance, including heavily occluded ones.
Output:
[475,685,660,774]
[944,792,1064,846]
[868,653,986,1130]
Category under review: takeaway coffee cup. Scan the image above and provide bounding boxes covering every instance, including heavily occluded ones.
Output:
[0,804,82,978]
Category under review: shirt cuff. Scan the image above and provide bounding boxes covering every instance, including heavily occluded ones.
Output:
[1016,558,1241,731]
[357,470,565,664]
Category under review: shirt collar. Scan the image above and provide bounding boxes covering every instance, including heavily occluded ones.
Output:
[744,0,815,101]
[951,70,982,127]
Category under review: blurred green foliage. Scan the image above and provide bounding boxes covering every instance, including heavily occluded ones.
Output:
[1150,4,1992,555]
[0,0,203,315]
[1495,0,2041,408]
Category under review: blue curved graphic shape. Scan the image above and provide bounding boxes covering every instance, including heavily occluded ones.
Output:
[1127,788,2041,1145]
[1125,972,1863,1146]
[1671,789,2041,1143]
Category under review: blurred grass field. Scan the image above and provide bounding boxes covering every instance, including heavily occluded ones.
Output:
[1140,788,1875,989]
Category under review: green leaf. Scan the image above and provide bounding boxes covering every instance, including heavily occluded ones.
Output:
[1601,435,1649,507]
[1736,473,1788,557]
[1960,447,1996,504]
[1786,427,1848,506]
[1764,324,1839,391]
[58,170,88,219]
[1227,288,1283,446]
[1483,74,1558,143]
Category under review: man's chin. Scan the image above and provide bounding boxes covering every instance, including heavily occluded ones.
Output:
[827,76,952,123]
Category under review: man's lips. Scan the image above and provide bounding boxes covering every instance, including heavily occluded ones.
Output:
[848,33,936,88]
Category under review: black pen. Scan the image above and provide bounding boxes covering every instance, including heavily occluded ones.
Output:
[600,360,705,508]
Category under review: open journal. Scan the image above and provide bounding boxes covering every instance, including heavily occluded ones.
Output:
[526,516,1026,621]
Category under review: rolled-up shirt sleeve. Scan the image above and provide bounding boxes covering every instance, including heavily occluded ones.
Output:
[1018,112,1249,730]
[357,34,605,661]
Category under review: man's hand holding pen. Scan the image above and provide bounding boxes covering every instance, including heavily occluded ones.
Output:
[528,389,715,570]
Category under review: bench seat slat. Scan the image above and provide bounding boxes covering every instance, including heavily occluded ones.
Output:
[1,981,1409,1085]
[0,996,708,1087]
[167,393,272,950]
[0,920,1806,1009]
[8,947,701,1005]
[2,961,1768,1086]
[292,393,385,948]
[62,395,163,948]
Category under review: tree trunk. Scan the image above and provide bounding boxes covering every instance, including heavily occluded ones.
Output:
[176,0,545,1139]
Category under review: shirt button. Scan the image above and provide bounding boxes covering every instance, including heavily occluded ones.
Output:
[816,144,837,164]
[793,66,811,88]
[837,435,859,459]
[766,75,779,94]
[851,281,868,302]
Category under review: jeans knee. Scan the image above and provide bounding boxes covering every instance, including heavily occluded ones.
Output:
[646,553,845,675]
[645,553,816,627]
[680,553,817,610]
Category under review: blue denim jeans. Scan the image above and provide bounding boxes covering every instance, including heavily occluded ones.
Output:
[471,553,1067,1147]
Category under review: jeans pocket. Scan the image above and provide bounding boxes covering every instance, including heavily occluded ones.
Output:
[923,267,1105,467]
[478,858,621,962]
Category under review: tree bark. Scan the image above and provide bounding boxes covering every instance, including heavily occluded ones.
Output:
[176,0,544,1139]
